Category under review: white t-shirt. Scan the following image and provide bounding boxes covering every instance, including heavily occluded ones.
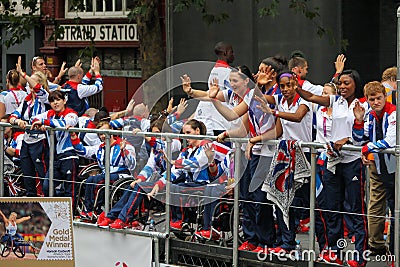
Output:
[274,94,312,152]
[221,88,250,130]
[243,89,276,156]
[4,89,27,114]
[0,91,6,103]
[312,104,332,144]
[329,95,368,163]
[302,80,323,96]
[194,61,232,135]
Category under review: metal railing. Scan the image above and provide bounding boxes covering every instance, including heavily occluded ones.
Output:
[0,122,397,267]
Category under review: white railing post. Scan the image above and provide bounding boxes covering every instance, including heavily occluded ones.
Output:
[104,133,111,214]
[232,142,241,267]
[48,129,55,197]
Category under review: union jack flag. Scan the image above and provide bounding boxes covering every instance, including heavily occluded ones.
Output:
[262,140,310,228]
[273,140,296,192]
[4,172,25,197]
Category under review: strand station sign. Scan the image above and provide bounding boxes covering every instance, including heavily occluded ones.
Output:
[58,24,138,42]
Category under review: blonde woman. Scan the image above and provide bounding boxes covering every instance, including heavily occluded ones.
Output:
[0,209,31,241]
[9,60,50,197]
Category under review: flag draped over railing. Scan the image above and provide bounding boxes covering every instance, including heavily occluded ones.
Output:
[262,140,310,228]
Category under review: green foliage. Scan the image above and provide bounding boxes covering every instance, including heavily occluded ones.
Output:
[0,0,40,48]
[173,0,346,47]
[257,0,280,17]
[174,0,233,25]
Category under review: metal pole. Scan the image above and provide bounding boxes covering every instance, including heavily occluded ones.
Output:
[308,147,316,267]
[232,143,241,267]
[165,137,172,264]
[165,0,173,100]
[49,130,55,197]
[104,134,111,214]
[395,7,400,267]
[154,237,160,267]
[0,126,4,196]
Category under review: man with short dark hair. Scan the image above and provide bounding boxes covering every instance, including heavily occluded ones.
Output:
[193,41,235,135]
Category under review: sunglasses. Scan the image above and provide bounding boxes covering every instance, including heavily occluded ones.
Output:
[32,56,44,66]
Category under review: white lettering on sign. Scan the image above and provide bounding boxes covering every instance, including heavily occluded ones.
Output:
[59,24,138,42]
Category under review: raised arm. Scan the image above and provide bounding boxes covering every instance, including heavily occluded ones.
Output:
[16,215,31,224]
[334,54,346,76]
[181,75,225,101]
[256,64,276,89]
[53,62,68,84]
[211,98,248,121]
[296,86,330,107]
[16,56,39,89]
[0,210,8,224]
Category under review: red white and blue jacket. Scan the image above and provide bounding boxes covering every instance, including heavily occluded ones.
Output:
[32,107,78,159]
[4,131,24,163]
[352,102,396,174]
[77,114,100,146]
[61,72,103,116]
[72,136,136,174]
[10,84,50,143]
[136,139,181,182]
[155,141,213,190]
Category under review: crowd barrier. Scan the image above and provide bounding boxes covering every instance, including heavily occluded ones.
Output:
[0,122,398,267]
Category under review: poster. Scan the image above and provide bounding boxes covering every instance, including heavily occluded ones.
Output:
[74,224,152,267]
[0,197,74,267]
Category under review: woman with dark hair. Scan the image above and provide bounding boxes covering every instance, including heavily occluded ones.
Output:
[182,66,254,102]
[31,90,79,204]
[147,119,216,230]
[295,69,368,267]
[214,69,283,252]
[256,71,313,254]
[256,55,288,95]
[182,66,254,132]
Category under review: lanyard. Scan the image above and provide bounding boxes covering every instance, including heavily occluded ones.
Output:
[10,90,20,107]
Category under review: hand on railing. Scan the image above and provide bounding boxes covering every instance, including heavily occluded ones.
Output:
[147,184,159,200]
[216,131,228,143]
[30,120,46,131]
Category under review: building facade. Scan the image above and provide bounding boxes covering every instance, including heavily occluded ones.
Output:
[2,0,144,111]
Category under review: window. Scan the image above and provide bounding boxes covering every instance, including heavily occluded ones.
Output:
[66,0,129,18]
[65,48,141,77]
